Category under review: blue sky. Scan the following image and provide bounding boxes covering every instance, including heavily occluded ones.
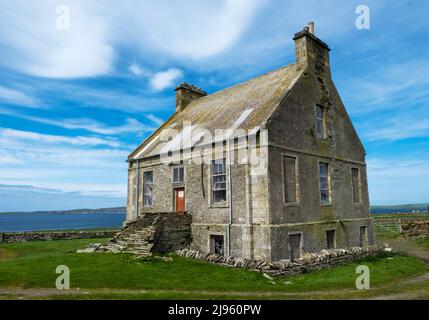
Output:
[0,0,428,211]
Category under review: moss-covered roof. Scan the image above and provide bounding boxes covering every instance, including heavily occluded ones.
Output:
[131,64,303,160]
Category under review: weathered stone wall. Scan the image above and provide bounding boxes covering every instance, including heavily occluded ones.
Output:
[0,230,117,244]
[177,244,387,277]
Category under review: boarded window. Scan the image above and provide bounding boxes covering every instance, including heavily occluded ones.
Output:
[283,156,298,203]
[172,166,184,184]
[316,105,325,138]
[143,171,153,206]
[326,230,335,249]
[212,159,227,203]
[351,168,361,203]
[210,235,224,255]
[359,226,368,247]
[319,162,331,203]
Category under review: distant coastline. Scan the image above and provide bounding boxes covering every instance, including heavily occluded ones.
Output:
[0,207,126,215]
[0,203,428,215]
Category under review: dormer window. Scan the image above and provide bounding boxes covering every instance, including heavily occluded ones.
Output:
[316,104,325,138]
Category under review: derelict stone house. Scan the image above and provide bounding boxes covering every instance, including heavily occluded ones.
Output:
[126,23,375,262]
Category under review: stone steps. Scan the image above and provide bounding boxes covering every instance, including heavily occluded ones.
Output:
[97,217,157,255]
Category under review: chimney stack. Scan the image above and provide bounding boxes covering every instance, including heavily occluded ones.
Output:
[308,21,315,34]
[175,83,207,113]
[293,22,331,76]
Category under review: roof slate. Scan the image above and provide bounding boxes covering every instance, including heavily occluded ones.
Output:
[131,64,303,160]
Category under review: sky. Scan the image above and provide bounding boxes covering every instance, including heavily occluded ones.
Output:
[0,0,428,211]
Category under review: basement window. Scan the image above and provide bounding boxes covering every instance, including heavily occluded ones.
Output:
[319,162,331,204]
[316,104,326,138]
[212,159,227,203]
[143,171,153,206]
[210,235,224,255]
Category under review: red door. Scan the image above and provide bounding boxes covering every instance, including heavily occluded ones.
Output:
[175,188,186,214]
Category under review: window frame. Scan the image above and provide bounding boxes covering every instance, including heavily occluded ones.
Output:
[172,165,185,184]
[315,104,326,138]
[211,159,228,205]
[143,170,154,207]
[209,234,225,255]
[318,161,331,205]
[350,167,362,204]
[282,154,300,205]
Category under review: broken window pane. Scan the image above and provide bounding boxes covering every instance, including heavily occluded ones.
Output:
[212,159,227,203]
[143,171,153,206]
[316,105,325,138]
[319,162,330,203]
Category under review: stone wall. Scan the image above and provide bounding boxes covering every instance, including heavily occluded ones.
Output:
[401,220,429,236]
[177,244,387,277]
[0,230,117,244]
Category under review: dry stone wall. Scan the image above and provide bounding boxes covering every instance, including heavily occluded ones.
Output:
[0,230,117,243]
[177,244,388,276]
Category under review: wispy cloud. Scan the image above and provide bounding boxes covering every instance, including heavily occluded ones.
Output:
[0,86,42,108]
[0,128,120,147]
[0,107,154,136]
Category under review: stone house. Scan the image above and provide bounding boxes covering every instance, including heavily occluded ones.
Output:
[125,23,375,262]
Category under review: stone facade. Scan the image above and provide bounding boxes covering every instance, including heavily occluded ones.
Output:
[125,23,375,262]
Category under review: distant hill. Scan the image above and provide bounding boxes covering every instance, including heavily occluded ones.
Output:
[0,207,126,215]
[371,203,429,213]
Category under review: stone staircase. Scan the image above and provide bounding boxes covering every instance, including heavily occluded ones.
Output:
[98,212,192,257]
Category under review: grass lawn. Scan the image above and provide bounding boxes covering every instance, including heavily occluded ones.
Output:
[413,237,429,251]
[0,238,427,299]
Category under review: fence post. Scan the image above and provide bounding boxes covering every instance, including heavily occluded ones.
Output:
[0,232,3,244]
[398,218,402,233]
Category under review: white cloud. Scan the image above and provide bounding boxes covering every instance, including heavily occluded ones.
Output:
[126,0,265,60]
[129,63,145,76]
[0,108,153,135]
[0,86,42,108]
[150,68,183,91]
[0,0,265,78]
[0,128,120,147]
[0,1,113,78]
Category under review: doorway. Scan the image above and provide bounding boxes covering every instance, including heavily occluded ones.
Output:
[174,187,186,214]
[326,230,336,249]
[288,233,302,261]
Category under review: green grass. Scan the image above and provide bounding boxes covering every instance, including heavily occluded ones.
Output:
[413,237,429,251]
[0,238,426,299]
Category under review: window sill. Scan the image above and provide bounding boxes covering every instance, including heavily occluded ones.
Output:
[320,203,332,207]
[210,203,229,209]
[284,203,300,207]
